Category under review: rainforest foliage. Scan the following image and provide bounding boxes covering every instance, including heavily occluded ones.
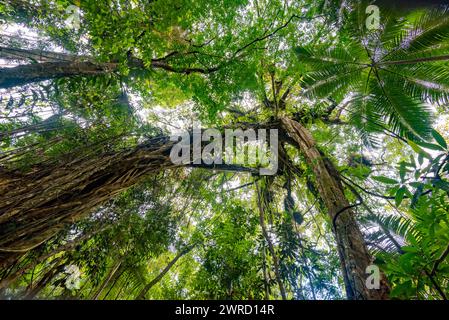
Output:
[0,0,449,300]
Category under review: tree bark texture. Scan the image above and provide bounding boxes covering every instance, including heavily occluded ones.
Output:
[281,117,390,300]
[0,136,177,266]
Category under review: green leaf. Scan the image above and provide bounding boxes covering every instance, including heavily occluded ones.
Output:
[372,176,399,185]
[391,280,414,298]
[401,245,418,253]
[432,129,448,150]
[395,186,407,207]
[415,140,446,152]
[409,182,423,188]
[408,140,432,159]
[418,153,424,166]
[399,162,408,182]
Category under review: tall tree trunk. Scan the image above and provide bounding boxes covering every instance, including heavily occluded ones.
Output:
[261,246,270,300]
[281,117,390,300]
[0,46,119,89]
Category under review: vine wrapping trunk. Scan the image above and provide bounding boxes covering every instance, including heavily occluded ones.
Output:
[0,136,177,264]
[281,117,390,300]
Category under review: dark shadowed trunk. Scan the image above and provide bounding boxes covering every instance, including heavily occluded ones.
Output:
[0,43,117,90]
[0,61,119,89]
[281,117,390,300]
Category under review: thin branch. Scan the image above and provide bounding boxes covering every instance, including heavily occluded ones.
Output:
[431,243,449,277]
[234,14,324,57]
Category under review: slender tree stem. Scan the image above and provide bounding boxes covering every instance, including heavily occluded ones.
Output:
[255,181,287,300]
[136,245,195,300]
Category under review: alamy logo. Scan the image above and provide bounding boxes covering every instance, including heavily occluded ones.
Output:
[65,5,81,31]
[64,265,82,290]
[169,123,278,176]
[366,264,381,289]
[366,5,380,30]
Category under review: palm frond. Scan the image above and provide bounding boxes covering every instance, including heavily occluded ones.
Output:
[382,8,449,62]
[301,64,365,101]
[363,212,415,240]
[382,63,449,104]
[295,3,448,140]
[295,43,367,68]
[369,72,434,140]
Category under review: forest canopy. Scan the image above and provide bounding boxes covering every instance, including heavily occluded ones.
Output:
[0,0,449,301]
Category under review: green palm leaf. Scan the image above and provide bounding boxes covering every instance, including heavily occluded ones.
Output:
[295,3,449,141]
